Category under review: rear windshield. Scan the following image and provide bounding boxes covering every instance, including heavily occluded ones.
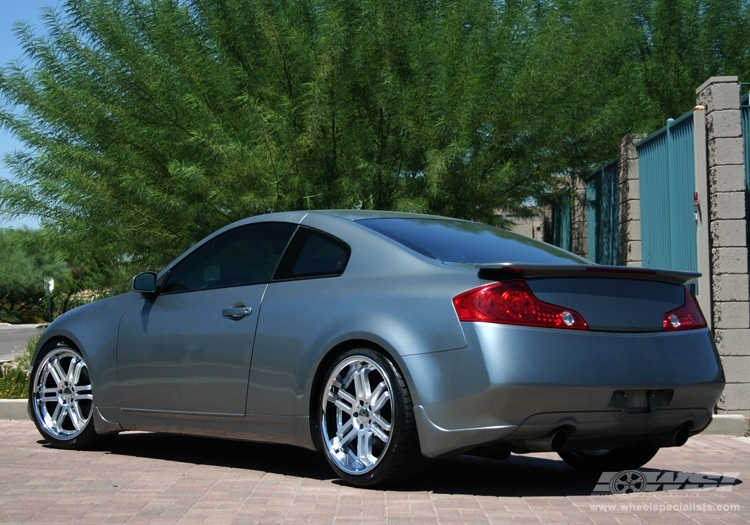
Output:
[357,218,587,265]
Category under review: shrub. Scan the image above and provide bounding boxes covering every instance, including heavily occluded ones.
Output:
[0,331,42,399]
[16,331,42,372]
[0,367,28,399]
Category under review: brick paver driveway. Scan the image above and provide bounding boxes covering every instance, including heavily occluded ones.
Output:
[1,420,748,524]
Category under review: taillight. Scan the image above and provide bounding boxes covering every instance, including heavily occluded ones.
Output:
[453,280,588,330]
[662,288,707,331]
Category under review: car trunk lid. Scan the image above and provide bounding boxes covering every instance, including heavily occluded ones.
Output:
[477,263,699,332]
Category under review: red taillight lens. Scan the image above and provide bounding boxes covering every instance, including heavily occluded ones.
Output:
[453,280,588,330]
[662,288,707,331]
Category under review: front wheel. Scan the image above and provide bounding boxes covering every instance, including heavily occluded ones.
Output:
[319,349,422,487]
[558,443,659,473]
[30,343,113,449]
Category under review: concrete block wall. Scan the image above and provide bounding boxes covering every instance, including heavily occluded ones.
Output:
[618,135,642,266]
[570,175,588,259]
[696,76,750,413]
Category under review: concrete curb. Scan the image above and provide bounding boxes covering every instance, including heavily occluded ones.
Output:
[0,399,28,421]
[702,414,747,436]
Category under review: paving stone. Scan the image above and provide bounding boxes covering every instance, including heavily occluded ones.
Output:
[1,421,749,524]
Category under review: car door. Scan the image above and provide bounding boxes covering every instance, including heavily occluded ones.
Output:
[246,226,352,416]
[117,222,297,416]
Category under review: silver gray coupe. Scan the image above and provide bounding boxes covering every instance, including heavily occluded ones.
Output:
[28,211,724,487]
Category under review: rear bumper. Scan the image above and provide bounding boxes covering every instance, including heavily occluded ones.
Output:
[402,323,724,458]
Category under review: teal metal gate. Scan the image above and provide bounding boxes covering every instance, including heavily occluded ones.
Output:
[637,111,697,272]
[551,198,571,252]
[586,160,619,265]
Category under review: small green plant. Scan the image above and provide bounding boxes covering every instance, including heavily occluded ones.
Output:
[0,332,41,399]
[16,331,42,372]
[0,367,28,399]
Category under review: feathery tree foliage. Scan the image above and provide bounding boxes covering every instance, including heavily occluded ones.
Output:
[1,0,749,275]
[0,228,67,322]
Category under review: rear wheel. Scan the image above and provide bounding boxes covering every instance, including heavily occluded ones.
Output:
[319,349,421,487]
[558,443,659,473]
[30,343,113,449]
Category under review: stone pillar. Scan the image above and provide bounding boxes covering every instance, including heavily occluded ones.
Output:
[618,135,642,267]
[696,76,750,414]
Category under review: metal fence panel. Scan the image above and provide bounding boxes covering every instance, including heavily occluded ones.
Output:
[552,201,571,252]
[638,130,672,269]
[637,111,697,272]
[599,161,620,265]
[586,161,619,265]
[586,181,597,261]
[667,115,697,272]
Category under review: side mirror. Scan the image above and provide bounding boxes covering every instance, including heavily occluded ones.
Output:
[131,272,157,294]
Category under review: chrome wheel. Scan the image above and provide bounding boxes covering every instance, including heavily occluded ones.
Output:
[32,347,93,440]
[321,354,394,475]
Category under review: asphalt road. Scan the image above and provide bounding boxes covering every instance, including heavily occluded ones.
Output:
[0,324,45,362]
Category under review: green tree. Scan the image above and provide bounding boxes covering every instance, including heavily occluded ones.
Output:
[635,0,750,121]
[0,228,69,322]
[1,0,749,274]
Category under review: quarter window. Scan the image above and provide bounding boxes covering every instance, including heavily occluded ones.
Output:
[274,227,350,280]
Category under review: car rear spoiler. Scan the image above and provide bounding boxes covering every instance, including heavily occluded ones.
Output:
[476,263,700,286]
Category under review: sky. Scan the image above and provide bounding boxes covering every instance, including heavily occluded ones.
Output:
[0,0,59,229]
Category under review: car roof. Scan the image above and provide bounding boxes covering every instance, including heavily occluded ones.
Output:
[303,209,473,221]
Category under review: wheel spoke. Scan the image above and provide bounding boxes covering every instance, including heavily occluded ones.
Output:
[75,383,92,393]
[371,389,390,412]
[339,425,358,447]
[371,424,389,443]
[357,431,373,466]
[369,381,386,404]
[352,366,369,400]
[65,356,78,383]
[55,405,67,430]
[50,403,63,425]
[334,398,354,414]
[339,368,355,392]
[370,413,392,433]
[47,361,63,384]
[336,388,356,406]
[336,418,353,440]
[73,393,93,402]
[38,387,57,403]
[331,387,356,414]
[69,404,83,430]
[72,360,86,385]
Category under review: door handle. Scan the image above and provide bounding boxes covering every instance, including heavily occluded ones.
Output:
[222,306,252,320]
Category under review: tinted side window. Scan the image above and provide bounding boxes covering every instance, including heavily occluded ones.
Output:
[164,222,297,293]
[274,227,350,280]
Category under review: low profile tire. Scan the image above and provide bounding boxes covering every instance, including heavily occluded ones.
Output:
[29,343,112,449]
[558,443,660,473]
[319,349,422,487]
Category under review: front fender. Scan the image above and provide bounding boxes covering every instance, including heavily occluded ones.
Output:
[31,293,142,409]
